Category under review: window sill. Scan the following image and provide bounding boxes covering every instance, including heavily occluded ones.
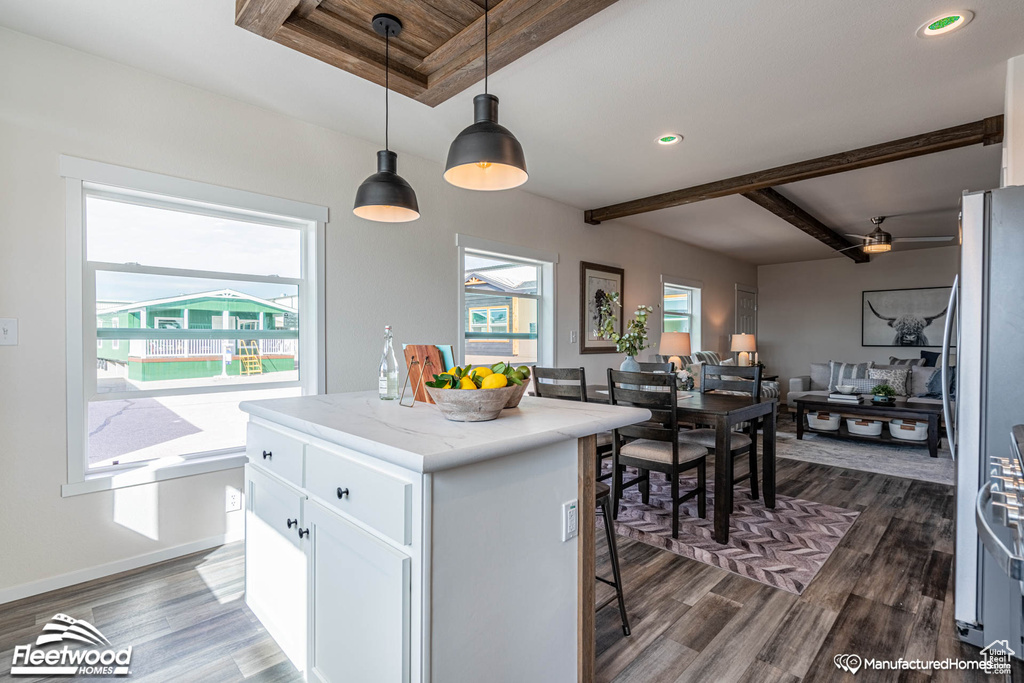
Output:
[62,451,247,497]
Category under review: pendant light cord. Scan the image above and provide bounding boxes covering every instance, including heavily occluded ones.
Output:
[484,0,488,95]
[385,30,390,151]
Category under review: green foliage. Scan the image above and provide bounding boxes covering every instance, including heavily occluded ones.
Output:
[871,383,896,397]
[594,291,654,357]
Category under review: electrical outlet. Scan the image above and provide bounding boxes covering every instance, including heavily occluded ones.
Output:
[225,487,242,512]
[0,318,17,346]
[569,330,577,344]
[562,499,578,542]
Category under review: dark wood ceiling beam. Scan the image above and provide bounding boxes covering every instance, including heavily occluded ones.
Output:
[584,115,1004,225]
[743,188,869,263]
[236,0,303,38]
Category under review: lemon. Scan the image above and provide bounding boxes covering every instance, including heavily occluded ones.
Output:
[481,373,508,389]
[470,367,493,378]
[448,366,459,375]
[459,377,478,390]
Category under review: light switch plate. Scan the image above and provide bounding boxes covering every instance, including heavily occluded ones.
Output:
[569,330,578,344]
[0,318,17,346]
[562,499,578,542]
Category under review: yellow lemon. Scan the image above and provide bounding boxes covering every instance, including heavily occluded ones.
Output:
[481,373,508,389]
[470,367,493,378]
[459,377,478,390]
[447,366,459,375]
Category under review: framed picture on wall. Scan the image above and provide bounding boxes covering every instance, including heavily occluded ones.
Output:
[580,261,624,354]
[862,287,953,347]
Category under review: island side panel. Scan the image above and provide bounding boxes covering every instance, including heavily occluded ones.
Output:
[429,439,579,682]
[578,434,596,683]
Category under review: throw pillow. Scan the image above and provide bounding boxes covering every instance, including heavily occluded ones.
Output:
[922,366,956,399]
[889,356,926,367]
[809,362,831,391]
[844,377,877,394]
[868,367,910,396]
[692,351,722,365]
[828,361,872,392]
[920,350,940,367]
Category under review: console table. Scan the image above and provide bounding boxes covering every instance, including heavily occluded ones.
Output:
[794,396,942,458]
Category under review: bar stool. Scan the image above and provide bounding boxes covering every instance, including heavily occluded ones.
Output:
[596,481,630,636]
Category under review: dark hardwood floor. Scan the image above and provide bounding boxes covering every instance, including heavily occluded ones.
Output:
[594,456,993,683]
[0,454,1001,682]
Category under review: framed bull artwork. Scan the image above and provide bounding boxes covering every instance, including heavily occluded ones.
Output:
[862,287,953,347]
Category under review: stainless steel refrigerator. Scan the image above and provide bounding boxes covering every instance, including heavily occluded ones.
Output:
[952,186,1024,650]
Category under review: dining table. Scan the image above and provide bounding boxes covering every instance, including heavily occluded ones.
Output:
[585,385,778,544]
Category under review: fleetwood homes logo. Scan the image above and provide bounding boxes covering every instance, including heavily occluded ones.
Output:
[11,613,133,677]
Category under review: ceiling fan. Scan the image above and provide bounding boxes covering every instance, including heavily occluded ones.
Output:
[839,216,957,254]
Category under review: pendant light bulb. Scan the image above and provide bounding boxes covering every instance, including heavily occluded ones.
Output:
[354,14,420,222]
[443,0,528,191]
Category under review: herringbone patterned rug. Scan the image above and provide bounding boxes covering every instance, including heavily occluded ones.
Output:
[602,467,859,594]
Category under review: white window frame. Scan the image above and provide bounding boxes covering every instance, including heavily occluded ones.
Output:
[62,155,327,496]
[662,275,703,351]
[456,234,557,367]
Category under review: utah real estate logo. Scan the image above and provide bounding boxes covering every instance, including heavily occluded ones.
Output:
[10,613,133,677]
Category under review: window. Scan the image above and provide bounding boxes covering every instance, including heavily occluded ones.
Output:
[663,279,702,350]
[63,156,326,495]
[457,235,556,369]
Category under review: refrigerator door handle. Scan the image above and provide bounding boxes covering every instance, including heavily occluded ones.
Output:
[975,480,1024,581]
[942,275,958,460]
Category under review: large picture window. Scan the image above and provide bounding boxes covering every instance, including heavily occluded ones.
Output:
[457,235,556,369]
[63,157,326,494]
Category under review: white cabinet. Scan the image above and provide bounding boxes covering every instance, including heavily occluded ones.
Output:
[244,464,308,671]
[306,501,411,683]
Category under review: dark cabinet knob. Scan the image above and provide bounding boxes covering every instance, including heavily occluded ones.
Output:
[337,487,350,499]
[262,450,272,459]
[287,518,297,529]
[298,528,309,538]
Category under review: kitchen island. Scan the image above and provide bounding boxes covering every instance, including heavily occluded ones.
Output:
[239,391,650,683]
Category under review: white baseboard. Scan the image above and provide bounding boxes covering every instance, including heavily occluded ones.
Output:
[0,529,245,606]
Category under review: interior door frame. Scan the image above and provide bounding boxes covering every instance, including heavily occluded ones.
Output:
[735,284,758,335]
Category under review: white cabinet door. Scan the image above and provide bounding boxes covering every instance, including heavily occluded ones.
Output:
[307,501,410,683]
[245,465,308,672]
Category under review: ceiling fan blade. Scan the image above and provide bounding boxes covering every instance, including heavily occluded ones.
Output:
[845,234,869,239]
[836,243,866,252]
[891,236,956,243]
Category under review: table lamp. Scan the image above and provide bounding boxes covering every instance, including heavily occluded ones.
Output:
[731,333,756,366]
[660,332,691,371]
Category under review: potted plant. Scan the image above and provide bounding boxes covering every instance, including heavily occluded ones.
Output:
[871,383,896,403]
[595,292,653,372]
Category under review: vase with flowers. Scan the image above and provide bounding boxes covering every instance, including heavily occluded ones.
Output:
[595,292,654,372]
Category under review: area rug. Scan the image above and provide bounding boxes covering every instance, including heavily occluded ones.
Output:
[603,466,859,594]
[773,418,954,486]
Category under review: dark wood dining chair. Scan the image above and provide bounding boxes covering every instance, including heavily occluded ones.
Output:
[677,364,763,502]
[637,361,675,373]
[608,369,709,539]
[531,365,630,636]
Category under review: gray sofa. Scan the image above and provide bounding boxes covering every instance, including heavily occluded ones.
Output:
[787,362,946,410]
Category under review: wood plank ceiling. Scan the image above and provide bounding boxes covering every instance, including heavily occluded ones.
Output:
[235,0,622,107]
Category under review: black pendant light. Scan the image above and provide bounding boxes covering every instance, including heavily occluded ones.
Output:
[443,0,528,191]
[353,14,420,223]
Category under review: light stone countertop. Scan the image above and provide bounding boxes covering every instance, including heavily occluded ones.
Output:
[240,391,651,473]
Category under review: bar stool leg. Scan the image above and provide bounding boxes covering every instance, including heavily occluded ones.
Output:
[598,492,630,637]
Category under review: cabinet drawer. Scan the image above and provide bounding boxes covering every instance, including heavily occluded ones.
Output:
[247,422,304,485]
[305,445,412,545]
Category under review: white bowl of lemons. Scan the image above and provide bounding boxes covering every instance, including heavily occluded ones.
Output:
[424,363,530,422]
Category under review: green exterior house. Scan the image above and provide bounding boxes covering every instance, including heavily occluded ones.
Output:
[97,289,297,382]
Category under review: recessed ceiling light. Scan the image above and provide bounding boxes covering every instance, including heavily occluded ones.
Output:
[917,11,973,37]
[656,134,682,146]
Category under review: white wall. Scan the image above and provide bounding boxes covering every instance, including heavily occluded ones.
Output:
[0,28,756,596]
[757,247,959,399]
[1004,54,1024,187]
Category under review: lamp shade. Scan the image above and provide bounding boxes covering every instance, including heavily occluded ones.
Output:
[444,94,528,191]
[353,150,420,223]
[660,332,691,358]
[730,333,756,353]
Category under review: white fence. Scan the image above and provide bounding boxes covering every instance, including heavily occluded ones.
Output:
[141,338,297,358]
